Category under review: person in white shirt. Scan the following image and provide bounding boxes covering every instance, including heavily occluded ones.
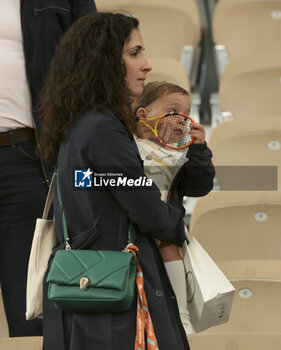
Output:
[0,0,96,337]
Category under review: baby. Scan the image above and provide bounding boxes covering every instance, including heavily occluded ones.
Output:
[133,81,215,340]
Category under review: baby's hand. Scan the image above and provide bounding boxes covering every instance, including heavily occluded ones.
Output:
[189,123,205,144]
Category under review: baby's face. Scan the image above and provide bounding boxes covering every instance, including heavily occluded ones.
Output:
[157,113,189,144]
[142,92,191,144]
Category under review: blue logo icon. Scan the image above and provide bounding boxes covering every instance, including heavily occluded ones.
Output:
[74,168,93,188]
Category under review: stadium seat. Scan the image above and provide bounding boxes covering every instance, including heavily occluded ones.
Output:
[216,259,281,281]
[213,0,281,63]
[0,288,8,338]
[208,117,281,190]
[0,337,42,350]
[95,0,201,61]
[189,191,281,280]
[209,118,281,154]
[201,279,281,334]
[146,58,190,91]
[191,333,281,350]
[218,54,281,120]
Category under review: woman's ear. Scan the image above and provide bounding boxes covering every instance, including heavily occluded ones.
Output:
[136,107,147,119]
[135,107,147,138]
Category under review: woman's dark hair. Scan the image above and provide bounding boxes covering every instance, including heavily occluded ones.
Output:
[38,12,139,166]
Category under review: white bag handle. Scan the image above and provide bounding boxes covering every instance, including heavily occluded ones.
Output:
[42,172,55,220]
[184,225,191,242]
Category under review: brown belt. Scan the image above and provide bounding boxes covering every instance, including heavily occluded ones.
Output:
[0,128,36,147]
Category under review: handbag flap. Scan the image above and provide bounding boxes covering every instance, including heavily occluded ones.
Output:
[46,250,136,291]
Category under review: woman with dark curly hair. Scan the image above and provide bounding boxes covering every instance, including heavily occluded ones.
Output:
[39,12,190,350]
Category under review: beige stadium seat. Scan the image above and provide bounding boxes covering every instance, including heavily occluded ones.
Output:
[190,191,281,280]
[0,288,8,338]
[219,54,281,120]
[208,117,281,191]
[191,333,281,350]
[209,118,281,154]
[146,58,190,91]
[95,0,201,60]
[200,279,281,334]
[0,337,43,350]
[213,0,281,62]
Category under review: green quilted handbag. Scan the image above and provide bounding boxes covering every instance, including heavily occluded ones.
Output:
[46,170,138,312]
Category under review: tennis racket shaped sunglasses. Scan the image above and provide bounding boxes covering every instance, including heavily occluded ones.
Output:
[137,112,195,150]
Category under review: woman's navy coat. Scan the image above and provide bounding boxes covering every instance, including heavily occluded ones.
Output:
[43,110,191,350]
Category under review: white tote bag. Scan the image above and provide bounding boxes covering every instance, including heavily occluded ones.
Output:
[181,231,235,333]
[26,174,57,320]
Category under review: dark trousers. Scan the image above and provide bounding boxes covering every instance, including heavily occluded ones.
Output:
[0,140,50,336]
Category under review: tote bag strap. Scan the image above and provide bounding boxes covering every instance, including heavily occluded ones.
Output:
[55,168,136,249]
[42,172,55,220]
[55,168,70,249]
[184,225,191,242]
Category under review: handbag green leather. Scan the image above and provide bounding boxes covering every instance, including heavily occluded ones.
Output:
[46,170,138,312]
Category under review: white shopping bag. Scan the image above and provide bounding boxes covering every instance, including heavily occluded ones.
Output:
[181,237,235,332]
[26,174,57,320]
